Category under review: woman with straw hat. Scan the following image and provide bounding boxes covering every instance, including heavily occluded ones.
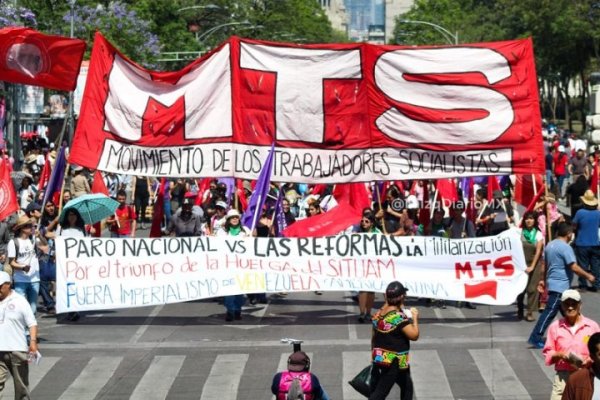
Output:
[218,209,251,322]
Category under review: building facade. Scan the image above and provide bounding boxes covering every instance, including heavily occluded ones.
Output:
[319,0,349,34]
[384,0,414,43]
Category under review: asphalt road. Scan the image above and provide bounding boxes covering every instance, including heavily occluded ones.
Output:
[3,287,599,400]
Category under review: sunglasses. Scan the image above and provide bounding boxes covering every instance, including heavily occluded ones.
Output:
[361,219,372,223]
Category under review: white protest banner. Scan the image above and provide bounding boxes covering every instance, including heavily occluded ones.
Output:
[55,229,528,313]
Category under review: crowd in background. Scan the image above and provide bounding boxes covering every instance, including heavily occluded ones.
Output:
[2,121,600,397]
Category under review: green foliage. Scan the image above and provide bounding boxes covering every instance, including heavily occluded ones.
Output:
[0,3,37,28]
[18,0,341,66]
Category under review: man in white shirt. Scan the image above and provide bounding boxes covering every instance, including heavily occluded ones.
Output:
[0,271,38,399]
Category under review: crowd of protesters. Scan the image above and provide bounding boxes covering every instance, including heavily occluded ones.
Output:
[3,122,600,398]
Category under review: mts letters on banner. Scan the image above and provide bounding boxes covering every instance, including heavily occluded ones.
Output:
[70,33,544,183]
[55,229,527,313]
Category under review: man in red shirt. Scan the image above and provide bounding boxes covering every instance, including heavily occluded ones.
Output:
[553,145,569,198]
[107,190,137,238]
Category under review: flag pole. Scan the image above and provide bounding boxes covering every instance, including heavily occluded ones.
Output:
[58,163,71,214]
[545,181,552,241]
[430,188,439,219]
[374,182,387,234]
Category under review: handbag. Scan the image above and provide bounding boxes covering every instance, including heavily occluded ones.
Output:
[348,364,373,397]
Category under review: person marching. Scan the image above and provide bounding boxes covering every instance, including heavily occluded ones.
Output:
[369,281,420,400]
[106,189,137,238]
[542,290,599,399]
[528,223,596,349]
[271,351,330,400]
[0,271,39,399]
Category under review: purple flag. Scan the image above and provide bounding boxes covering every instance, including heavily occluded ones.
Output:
[218,177,235,204]
[459,177,470,199]
[42,144,66,206]
[242,143,275,230]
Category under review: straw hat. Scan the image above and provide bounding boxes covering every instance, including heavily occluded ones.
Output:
[580,190,598,207]
[225,209,241,220]
[544,193,556,203]
[13,215,34,231]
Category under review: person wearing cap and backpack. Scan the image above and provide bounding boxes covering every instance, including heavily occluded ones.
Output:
[369,281,420,400]
[271,351,330,400]
[6,216,44,315]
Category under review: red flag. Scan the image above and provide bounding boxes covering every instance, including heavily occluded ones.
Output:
[282,201,361,237]
[436,179,458,206]
[311,184,327,197]
[196,178,213,205]
[0,158,19,221]
[235,179,248,212]
[38,155,51,192]
[150,178,167,238]
[409,181,418,196]
[518,186,545,227]
[89,170,109,237]
[465,178,476,223]
[419,180,431,227]
[487,176,501,202]
[514,174,543,206]
[591,162,599,195]
[0,27,86,91]
[332,183,371,212]
[91,170,109,195]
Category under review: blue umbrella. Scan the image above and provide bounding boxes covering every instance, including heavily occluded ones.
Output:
[59,193,120,225]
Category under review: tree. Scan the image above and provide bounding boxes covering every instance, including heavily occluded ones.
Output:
[0,3,37,28]
[393,0,597,130]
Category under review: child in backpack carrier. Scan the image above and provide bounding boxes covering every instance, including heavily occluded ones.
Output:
[271,351,330,400]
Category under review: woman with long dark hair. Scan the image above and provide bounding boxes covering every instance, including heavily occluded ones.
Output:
[58,208,87,321]
[369,282,420,400]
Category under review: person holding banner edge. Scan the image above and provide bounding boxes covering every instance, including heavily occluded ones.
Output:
[218,209,251,322]
[528,223,595,349]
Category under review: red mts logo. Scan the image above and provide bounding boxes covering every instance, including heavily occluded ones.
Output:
[454,256,514,280]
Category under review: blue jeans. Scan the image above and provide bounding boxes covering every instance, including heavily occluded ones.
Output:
[163,199,172,226]
[528,291,563,344]
[39,280,55,310]
[556,175,566,196]
[224,295,245,314]
[575,246,600,289]
[13,281,40,315]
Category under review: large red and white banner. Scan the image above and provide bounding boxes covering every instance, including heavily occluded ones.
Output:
[71,33,544,183]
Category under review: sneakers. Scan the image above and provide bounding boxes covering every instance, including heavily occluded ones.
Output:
[525,313,535,322]
[225,312,234,322]
[358,313,371,323]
